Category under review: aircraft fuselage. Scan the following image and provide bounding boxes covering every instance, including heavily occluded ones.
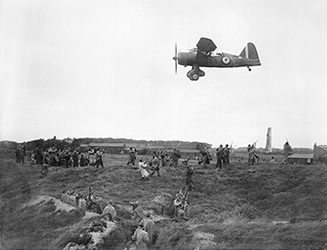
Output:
[177,51,261,68]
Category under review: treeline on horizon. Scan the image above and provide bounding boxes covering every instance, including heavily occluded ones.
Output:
[0,137,314,154]
[0,137,211,151]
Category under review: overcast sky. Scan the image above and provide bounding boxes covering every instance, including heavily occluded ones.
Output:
[0,0,326,148]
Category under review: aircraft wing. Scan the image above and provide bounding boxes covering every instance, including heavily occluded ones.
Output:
[196,37,217,53]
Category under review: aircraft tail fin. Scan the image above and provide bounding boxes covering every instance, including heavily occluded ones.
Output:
[239,43,260,60]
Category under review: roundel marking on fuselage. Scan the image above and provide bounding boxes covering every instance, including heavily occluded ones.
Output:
[222,56,230,64]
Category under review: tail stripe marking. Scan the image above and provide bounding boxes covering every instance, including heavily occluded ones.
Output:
[245,44,249,59]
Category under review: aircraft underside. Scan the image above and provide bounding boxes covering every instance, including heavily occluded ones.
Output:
[186,65,205,81]
[186,61,257,81]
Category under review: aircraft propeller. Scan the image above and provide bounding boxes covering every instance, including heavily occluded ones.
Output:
[173,43,178,74]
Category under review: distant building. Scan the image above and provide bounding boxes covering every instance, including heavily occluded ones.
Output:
[287,153,313,165]
[179,148,200,156]
[125,143,147,151]
[313,144,327,165]
[81,142,125,154]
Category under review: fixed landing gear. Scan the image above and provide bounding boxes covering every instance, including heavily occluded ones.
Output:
[247,66,252,72]
[187,65,205,81]
[187,72,200,81]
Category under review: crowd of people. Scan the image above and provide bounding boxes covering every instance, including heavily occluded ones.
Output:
[29,146,104,168]
[127,147,181,169]
[197,147,212,167]
[215,144,232,169]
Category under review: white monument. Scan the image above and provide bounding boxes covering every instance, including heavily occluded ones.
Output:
[265,127,272,153]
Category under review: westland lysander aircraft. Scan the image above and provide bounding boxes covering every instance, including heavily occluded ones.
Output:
[173,37,261,81]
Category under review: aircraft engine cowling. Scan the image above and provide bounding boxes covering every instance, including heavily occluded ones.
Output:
[178,52,196,66]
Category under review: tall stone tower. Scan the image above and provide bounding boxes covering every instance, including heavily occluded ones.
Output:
[265,127,272,153]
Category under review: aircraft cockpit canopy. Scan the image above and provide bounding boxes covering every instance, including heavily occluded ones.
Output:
[187,48,198,53]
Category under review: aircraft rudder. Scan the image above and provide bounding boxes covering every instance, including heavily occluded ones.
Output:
[248,42,260,61]
[239,42,260,61]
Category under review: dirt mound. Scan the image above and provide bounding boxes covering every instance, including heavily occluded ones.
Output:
[63,220,117,250]
[23,195,76,212]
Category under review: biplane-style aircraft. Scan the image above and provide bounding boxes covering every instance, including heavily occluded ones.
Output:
[173,37,261,81]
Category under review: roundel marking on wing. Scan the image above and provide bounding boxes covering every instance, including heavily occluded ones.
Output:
[222,56,230,64]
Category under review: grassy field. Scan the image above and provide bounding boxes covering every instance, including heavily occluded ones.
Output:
[1,149,327,250]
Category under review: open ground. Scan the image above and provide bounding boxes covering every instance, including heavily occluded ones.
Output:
[1,149,327,250]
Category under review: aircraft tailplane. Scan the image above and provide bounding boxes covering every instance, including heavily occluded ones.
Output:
[239,43,260,60]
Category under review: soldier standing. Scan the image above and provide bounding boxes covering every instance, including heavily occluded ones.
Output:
[88,148,96,166]
[72,151,79,167]
[15,145,22,163]
[247,142,259,166]
[36,146,43,165]
[95,148,104,168]
[247,144,255,165]
[282,141,293,165]
[149,155,160,177]
[79,154,89,167]
[223,144,231,166]
[216,145,224,169]
[21,144,26,164]
[160,151,168,167]
[127,147,136,166]
[62,149,71,167]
